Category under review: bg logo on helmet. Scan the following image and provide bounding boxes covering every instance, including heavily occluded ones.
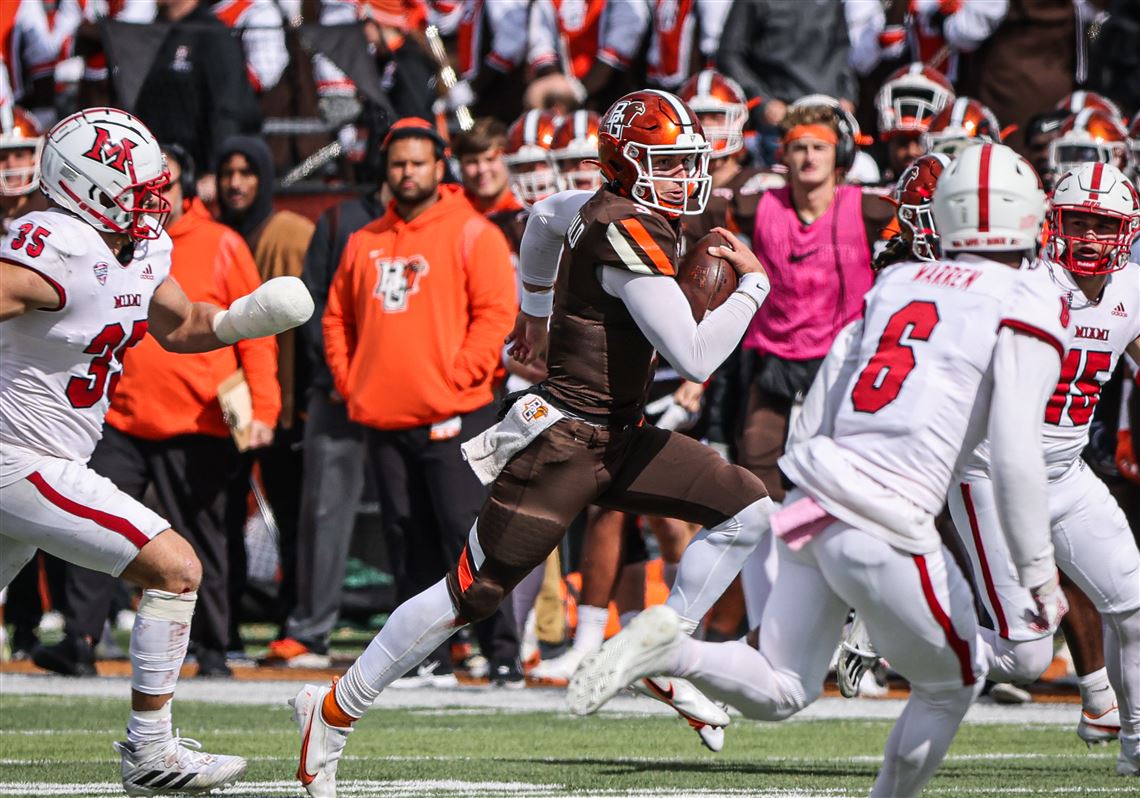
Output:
[82,127,137,175]
[603,101,645,139]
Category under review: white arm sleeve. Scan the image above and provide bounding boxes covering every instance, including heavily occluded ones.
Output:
[788,319,863,447]
[600,266,769,383]
[518,191,593,289]
[988,327,1059,589]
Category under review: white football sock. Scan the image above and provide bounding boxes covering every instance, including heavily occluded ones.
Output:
[335,578,461,719]
[572,605,609,653]
[871,682,981,798]
[127,700,173,749]
[129,590,195,697]
[1078,667,1115,715]
[666,497,773,629]
[1104,607,1140,737]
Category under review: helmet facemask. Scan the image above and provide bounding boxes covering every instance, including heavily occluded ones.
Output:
[1048,206,1136,276]
[622,139,711,216]
[690,103,746,158]
[0,141,43,196]
[897,202,941,261]
[504,148,558,208]
[1048,139,1127,178]
[57,168,173,240]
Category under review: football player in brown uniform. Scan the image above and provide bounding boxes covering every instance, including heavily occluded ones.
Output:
[292,89,775,797]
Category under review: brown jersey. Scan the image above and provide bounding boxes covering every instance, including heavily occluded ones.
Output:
[543,189,681,425]
[681,167,786,253]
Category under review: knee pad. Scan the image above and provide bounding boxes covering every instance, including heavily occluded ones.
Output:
[450,573,505,624]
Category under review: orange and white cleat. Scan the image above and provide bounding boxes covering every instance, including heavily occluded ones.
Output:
[635,676,730,752]
[291,682,352,798]
[1078,703,1121,746]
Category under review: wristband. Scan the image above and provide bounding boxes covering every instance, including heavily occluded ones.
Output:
[734,271,771,310]
[520,288,555,318]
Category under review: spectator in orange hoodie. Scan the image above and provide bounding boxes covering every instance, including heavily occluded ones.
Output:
[324,118,523,685]
[31,144,279,680]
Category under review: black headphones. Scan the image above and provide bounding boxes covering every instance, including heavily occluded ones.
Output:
[831,106,858,172]
[161,143,197,199]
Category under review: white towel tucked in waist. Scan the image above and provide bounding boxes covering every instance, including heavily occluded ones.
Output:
[460,393,564,485]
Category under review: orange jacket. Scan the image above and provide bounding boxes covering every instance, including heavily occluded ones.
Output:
[107,199,281,440]
[324,184,517,430]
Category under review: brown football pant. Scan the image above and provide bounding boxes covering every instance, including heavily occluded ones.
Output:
[447,417,767,622]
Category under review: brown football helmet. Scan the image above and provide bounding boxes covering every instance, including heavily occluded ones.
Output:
[1054,91,1124,123]
[551,110,602,192]
[875,62,955,137]
[598,89,711,216]
[504,109,559,207]
[922,97,1001,158]
[894,153,951,261]
[678,69,748,158]
[1048,109,1131,177]
[0,106,44,197]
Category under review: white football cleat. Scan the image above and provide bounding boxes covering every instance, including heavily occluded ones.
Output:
[635,676,731,751]
[1078,704,1120,746]
[530,647,590,683]
[836,615,881,699]
[292,682,352,798]
[114,733,247,796]
[568,604,681,717]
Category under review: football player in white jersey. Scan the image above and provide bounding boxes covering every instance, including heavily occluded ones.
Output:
[946,161,1140,776]
[0,108,313,795]
[568,143,1071,797]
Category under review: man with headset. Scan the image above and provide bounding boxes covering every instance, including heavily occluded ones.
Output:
[735,99,895,509]
[30,143,280,679]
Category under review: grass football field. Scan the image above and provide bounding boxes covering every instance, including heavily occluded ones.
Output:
[0,675,1136,797]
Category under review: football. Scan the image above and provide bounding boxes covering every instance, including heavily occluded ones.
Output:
[676,230,738,321]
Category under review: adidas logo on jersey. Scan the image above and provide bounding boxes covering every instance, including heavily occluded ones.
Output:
[141,264,154,280]
[1111,302,1127,318]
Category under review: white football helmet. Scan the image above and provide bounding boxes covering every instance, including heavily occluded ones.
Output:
[40,107,170,240]
[1047,162,1139,275]
[0,106,44,196]
[932,143,1046,254]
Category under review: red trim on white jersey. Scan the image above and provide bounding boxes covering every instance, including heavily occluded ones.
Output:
[998,319,1065,360]
[914,553,977,687]
[26,471,149,549]
[1,257,66,311]
[959,482,1010,639]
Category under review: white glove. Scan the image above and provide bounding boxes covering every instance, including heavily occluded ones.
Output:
[447,79,476,111]
[1026,572,1068,635]
[213,276,315,345]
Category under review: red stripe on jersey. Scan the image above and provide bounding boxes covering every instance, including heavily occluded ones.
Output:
[960,482,1009,639]
[977,144,992,232]
[26,471,149,549]
[914,554,977,687]
[619,217,676,275]
[998,319,1064,360]
[1,257,67,311]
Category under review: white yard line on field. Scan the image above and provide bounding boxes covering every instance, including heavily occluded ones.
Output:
[0,673,1077,725]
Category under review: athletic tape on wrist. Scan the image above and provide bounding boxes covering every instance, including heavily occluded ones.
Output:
[520,289,555,317]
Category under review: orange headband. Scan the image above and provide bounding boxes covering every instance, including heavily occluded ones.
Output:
[783,124,839,145]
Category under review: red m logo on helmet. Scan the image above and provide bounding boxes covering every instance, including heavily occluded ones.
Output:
[82,127,137,175]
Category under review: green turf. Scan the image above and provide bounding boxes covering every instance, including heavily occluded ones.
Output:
[0,694,1134,796]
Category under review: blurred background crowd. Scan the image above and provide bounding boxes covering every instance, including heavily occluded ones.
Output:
[1,0,1138,700]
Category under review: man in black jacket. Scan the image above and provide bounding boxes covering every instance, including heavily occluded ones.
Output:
[260,189,386,668]
[133,0,261,199]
